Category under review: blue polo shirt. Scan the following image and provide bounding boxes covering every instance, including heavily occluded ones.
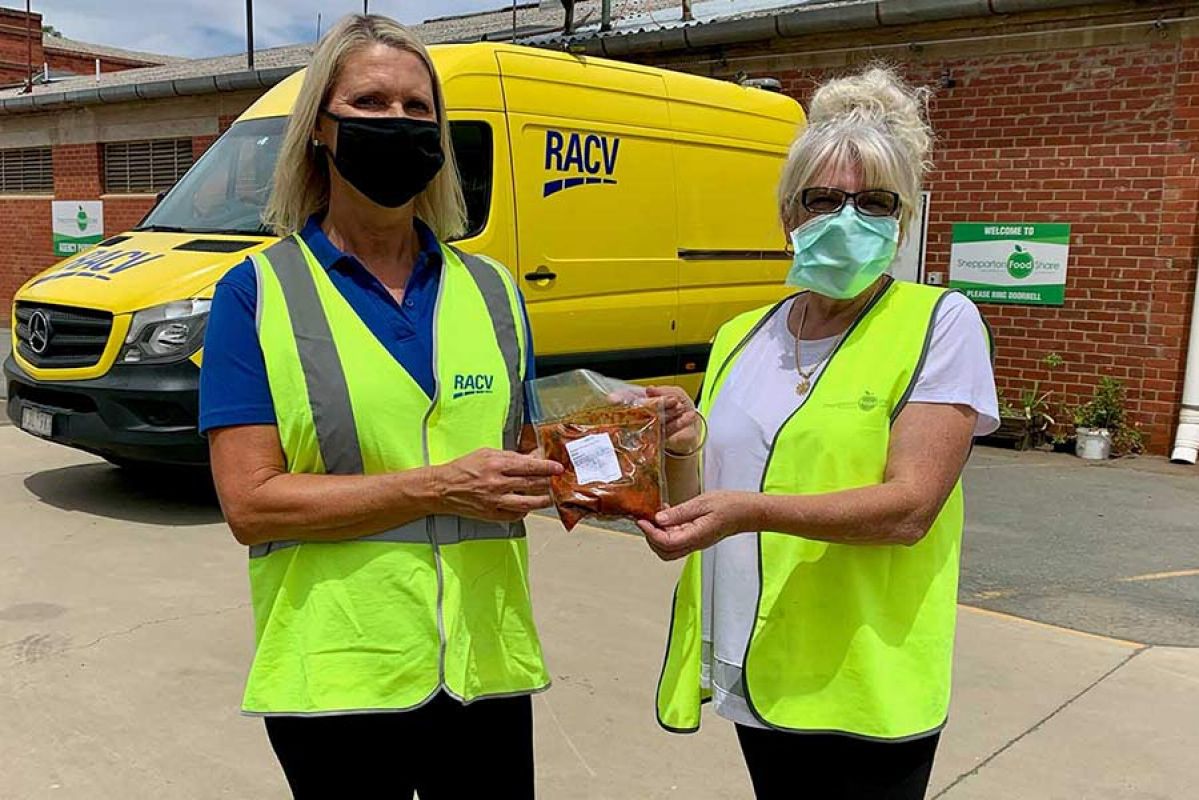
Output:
[199,216,535,434]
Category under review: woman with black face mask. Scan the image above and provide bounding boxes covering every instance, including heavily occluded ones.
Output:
[199,15,560,799]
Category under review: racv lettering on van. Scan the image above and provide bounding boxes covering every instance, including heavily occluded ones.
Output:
[31,248,165,285]
[543,129,620,197]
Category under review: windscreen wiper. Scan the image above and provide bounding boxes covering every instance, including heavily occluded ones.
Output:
[134,224,190,233]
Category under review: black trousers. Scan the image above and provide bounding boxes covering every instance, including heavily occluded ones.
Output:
[264,692,534,799]
[736,725,941,800]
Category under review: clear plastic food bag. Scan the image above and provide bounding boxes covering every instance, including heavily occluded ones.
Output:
[526,370,666,531]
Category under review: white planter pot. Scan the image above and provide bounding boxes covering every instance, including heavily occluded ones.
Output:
[1075,427,1112,460]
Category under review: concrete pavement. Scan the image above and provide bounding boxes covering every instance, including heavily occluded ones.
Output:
[959,447,1199,646]
[0,428,1197,798]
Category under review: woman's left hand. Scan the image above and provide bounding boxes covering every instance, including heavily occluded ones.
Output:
[637,491,754,560]
[645,386,703,456]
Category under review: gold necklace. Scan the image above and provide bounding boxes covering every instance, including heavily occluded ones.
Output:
[791,286,881,396]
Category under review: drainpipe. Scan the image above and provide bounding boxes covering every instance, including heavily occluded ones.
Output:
[601,0,612,32]
[24,0,32,94]
[1171,276,1199,463]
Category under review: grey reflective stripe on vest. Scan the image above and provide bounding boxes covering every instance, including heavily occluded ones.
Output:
[712,659,747,699]
[248,516,526,558]
[250,238,528,560]
[451,247,524,452]
[257,236,364,475]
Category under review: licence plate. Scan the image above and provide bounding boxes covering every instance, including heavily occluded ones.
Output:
[20,406,54,438]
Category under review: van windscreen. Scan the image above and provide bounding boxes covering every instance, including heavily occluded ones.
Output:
[136,116,493,238]
[137,116,286,236]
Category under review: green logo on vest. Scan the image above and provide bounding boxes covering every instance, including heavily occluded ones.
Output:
[858,391,879,412]
[453,373,495,399]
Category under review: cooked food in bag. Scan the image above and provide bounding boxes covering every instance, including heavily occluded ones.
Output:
[527,371,666,531]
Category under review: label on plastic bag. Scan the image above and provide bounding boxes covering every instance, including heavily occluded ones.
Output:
[565,433,623,485]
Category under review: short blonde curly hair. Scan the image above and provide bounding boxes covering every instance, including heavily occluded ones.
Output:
[779,65,933,241]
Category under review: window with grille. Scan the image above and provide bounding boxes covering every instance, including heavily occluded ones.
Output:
[0,147,53,193]
[104,139,194,194]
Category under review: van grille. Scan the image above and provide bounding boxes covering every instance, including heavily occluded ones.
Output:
[14,303,113,369]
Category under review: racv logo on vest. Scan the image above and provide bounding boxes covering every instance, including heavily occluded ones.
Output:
[453,373,496,399]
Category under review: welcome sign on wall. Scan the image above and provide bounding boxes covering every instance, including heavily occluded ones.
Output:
[948,223,1070,306]
[51,201,104,258]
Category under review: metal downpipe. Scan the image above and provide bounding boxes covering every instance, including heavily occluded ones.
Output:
[1171,271,1199,464]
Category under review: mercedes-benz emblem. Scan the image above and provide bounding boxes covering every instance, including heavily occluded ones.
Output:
[28,310,52,355]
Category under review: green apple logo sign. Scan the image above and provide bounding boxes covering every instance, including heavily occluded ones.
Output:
[1007,245,1034,279]
[76,205,89,232]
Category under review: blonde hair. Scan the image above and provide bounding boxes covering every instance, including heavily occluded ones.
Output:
[262,14,467,239]
[778,65,932,240]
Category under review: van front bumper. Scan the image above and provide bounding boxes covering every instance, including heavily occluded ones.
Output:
[4,355,208,466]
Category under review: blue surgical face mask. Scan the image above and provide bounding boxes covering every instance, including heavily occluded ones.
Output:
[786,204,899,299]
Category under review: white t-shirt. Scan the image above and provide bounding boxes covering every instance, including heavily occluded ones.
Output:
[702,290,999,728]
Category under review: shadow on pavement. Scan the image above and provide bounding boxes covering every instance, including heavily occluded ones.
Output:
[24,462,223,526]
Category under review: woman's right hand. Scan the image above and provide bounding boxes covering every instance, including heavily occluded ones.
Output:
[432,449,564,523]
[646,385,703,456]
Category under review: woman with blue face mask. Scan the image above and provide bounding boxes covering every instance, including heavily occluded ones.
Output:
[642,66,1000,799]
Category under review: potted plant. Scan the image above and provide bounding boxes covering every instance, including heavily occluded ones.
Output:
[987,353,1064,451]
[1023,378,1058,444]
[991,392,1033,450]
[1072,376,1144,460]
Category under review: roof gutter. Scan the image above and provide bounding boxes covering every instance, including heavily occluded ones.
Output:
[566,0,1105,58]
[0,64,300,116]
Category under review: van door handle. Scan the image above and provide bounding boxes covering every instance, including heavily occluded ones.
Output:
[524,267,557,281]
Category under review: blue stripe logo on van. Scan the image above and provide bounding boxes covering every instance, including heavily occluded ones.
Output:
[543,130,620,197]
[31,248,164,285]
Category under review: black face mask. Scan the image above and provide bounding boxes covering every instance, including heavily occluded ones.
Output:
[321,110,445,208]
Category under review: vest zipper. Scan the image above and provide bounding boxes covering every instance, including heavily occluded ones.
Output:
[424,266,450,696]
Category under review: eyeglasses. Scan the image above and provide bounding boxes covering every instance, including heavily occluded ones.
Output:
[799,187,901,218]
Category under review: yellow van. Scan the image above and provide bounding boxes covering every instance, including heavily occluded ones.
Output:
[5,43,802,467]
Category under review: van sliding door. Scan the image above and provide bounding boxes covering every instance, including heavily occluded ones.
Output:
[497,50,680,383]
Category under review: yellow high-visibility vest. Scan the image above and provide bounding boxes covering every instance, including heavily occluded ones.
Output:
[243,234,547,715]
[657,280,965,740]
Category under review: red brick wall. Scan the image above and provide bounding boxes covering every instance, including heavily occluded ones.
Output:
[191,135,218,162]
[0,198,51,321]
[104,197,157,235]
[53,143,102,196]
[645,36,1199,454]
[0,7,43,86]
[0,130,233,311]
[45,49,159,77]
[0,7,157,85]
[915,41,1199,453]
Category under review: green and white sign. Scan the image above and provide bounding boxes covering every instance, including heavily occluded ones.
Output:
[949,223,1070,305]
[52,201,104,257]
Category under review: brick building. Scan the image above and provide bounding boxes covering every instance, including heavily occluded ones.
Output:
[0,7,170,87]
[0,0,637,313]
[2,0,1197,456]
[541,0,1199,457]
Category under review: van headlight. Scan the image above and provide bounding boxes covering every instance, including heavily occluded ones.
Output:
[121,299,211,364]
